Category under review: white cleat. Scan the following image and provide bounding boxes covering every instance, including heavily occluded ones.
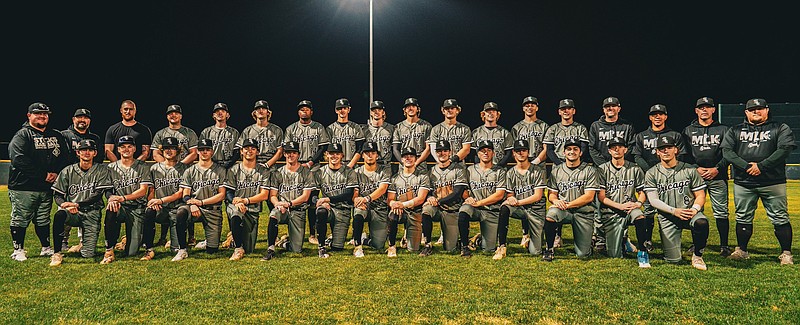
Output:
[691,254,707,271]
[171,249,188,262]
[194,240,207,250]
[10,249,28,262]
[354,245,364,258]
[387,246,397,258]
[67,242,83,254]
[779,251,794,265]
[40,246,55,256]
[49,253,63,267]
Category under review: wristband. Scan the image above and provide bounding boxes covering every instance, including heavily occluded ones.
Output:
[183,195,192,203]
[159,199,164,205]
[200,199,204,206]
[288,201,293,207]
[450,156,461,163]
[402,200,414,208]
[122,195,127,201]
[365,196,371,203]
[532,157,541,165]
[245,198,250,204]
[691,204,702,212]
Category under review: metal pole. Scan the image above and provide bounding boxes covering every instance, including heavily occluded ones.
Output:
[369,0,374,103]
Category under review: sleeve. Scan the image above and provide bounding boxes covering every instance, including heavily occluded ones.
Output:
[720,127,749,170]
[419,173,432,191]
[675,132,689,162]
[223,166,237,190]
[546,169,558,193]
[302,168,316,191]
[346,168,359,188]
[588,123,607,166]
[759,124,797,170]
[643,168,656,193]
[104,125,116,146]
[180,168,193,189]
[681,127,697,165]
[282,125,292,144]
[150,129,163,150]
[310,143,326,164]
[235,127,247,149]
[380,168,392,184]
[95,167,114,192]
[438,185,466,206]
[542,125,555,144]
[584,167,601,192]
[690,168,707,192]
[392,143,403,163]
[461,125,473,144]
[139,163,153,186]
[578,124,589,142]
[427,125,439,144]
[8,132,45,181]
[634,166,645,191]
[51,168,69,195]
[53,132,71,172]
[534,166,547,189]
[546,144,563,165]
[495,168,507,192]
[318,125,331,146]
[187,129,199,149]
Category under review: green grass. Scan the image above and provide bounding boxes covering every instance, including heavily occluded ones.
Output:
[1,182,799,324]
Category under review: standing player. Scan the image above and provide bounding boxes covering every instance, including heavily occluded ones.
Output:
[141,137,187,260]
[9,102,69,261]
[200,102,240,169]
[428,99,472,167]
[588,97,636,166]
[352,142,392,257]
[471,102,514,167]
[262,141,315,260]
[313,143,358,257]
[512,96,549,248]
[457,140,507,258]
[361,101,395,169]
[328,98,366,169]
[682,97,731,256]
[721,98,795,265]
[422,140,469,255]
[500,140,547,258]
[224,139,271,261]
[101,136,152,264]
[151,104,198,164]
[104,99,152,162]
[237,100,284,168]
[542,139,601,261]
[49,139,113,266]
[393,98,433,172]
[386,147,431,257]
[643,136,709,270]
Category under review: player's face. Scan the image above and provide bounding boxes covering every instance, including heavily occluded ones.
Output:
[481,110,499,123]
[564,145,581,162]
[120,103,136,121]
[362,151,378,164]
[335,106,350,119]
[162,147,178,160]
[370,108,385,121]
[649,112,666,127]
[513,149,529,162]
[327,152,343,165]
[78,149,97,163]
[198,148,214,161]
[401,154,416,168]
[558,107,575,120]
[27,112,50,129]
[298,106,313,120]
[72,115,90,131]
[212,109,229,122]
[608,144,627,159]
[603,104,620,119]
[695,105,715,120]
[656,145,677,161]
[441,106,460,119]
[477,148,494,163]
[404,105,419,118]
[254,107,270,120]
[745,107,768,124]
[283,150,299,163]
[241,146,259,161]
[523,103,538,117]
[435,149,451,162]
[167,112,182,125]
[118,143,135,159]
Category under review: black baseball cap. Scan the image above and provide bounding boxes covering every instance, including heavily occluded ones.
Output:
[563,138,581,149]
[166,104,182,114]
[695,97,715,108]
[400,147,417,156]
[522,96,538,105]
[442,99,459,108]
[297,100,313,109]
[213,102,228,112]
[476,140,494,151]
[241,138,259,149]
[162,137,180,149]
[607,137,627,147]
[370,101,385,110]
[77,139,96,150]
[434,140,451,151]
[603,97,620,107]
[327,143,343,153]
[558,99,575,109]
[483,102,500,112]
[335,98,350,109]
[254,100,270,110]
[198,138,214,149]
[28,102,51,114]
[656,136,677,149]
[361,141,379,153]
[513,139,529,151]
[117,135,136,146]
[649,104,668,115]
[283,141,300,152]
[403,98,419,107]
[745,98,768,110]
[73,108,91,118]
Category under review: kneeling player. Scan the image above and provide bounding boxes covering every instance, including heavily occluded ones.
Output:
[500,140,546,259]
[352,142,392,257]
[142,137,187,260]
[312,143,358,258]
[458,140,507,258]
[224,139,271,261]
[387,147,431,257]
[422,140,468,255]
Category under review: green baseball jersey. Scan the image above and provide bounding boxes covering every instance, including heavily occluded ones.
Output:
[466,164,506,211]
[328,121,366,162]
[362,122,395,163]
[151,126,199,162]
[52,163,113,207]
[428,163,469,211]
[597,160,645,212]
[315,165,359,209]
[472,125,514,164]
[284,120,331,162]
[547,162,601,209]
[504,164,547,209]
[150,162,189,209]
[428,122,473,160]
[543,122,589,160]
[237,123,284,165]
[107,160,152,206]
[268,165,315,210]
[180,163,227,203]
[223,162,270,212]
[389,170,432,206]
[644,162,706,209]
[512,119,549,159]
[355,164,392,210]
[199,125,240,165]
[392,119,433,153]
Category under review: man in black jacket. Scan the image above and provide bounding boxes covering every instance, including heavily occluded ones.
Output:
[588,97,636,166]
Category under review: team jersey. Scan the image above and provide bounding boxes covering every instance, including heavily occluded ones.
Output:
[597,160,645,213]
[512,119,548,159]
[631,127,687,170]
[51,163,113,209]
[223,163,270,213]
[588,116,636,165]
[428,162,469,212]
[151,126,199,162]
[721,119,796,187]
[354,164,392,210]
[644,162,706,210]
[362,121,395,163]
[237,123,284,165]
[682,119,729,180]
[199,125,240,166]
[547,162,601,212]
[543,122,590,161]
[284,120,331,162]
[328,121,366,162]
[315,165,359,209]
[150,161,189,209]
[389,169,432,210]
[472,125,514,165]
[180,162,227,205]
[504,164,547,209]
[268,165,315,210]
[428,122,473,160]
[60,126,104,164]
[107,159,152,206]
[466,164,507,212]
[393,119,433,154]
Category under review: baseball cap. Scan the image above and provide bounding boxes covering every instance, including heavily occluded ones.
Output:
[513,139,529,151]
[607,137,627,147]
[327,143,343,153]
[442,99,459,108]
[361,141,379,153]
[476,139,494,151]
[213,102,228,112]
[745,98,768,110]
[370,101,385,110]
[400,147,417,156]
[434,140,451,151]
[695,97,715,108]
[254,100,270,110]
[166,104,182,114]
[335,98,350,109]
[28,102,51,114]
[162,137,180,149]
[656,136,677,149]
[558,99,575,109]
[73,108,91,118]
[522,96,538,105]
[197,138,214,149]
[117,135,136,146]
[483,102,500,112]
[241,138,259,149]
[649,104,668,115]
[403,98,419,107]
[283,141,300,152]
[563,138,581,149]
[297,100,313,109]
[603,97,620,107]
[77,139,96,150]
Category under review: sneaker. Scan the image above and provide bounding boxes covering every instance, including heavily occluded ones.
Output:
[276,235,289,248]
[779,251,794,265]
[308,235,319,245]
[114,236,127,251]
[354,245,365,258]
[418,245,433,257]
[468,234,481,251]
[10,249,28,262]
[361,232,368,244]
[553,235,562,248]
[229,247,245,261]
[50,252,64,266]
[67,242,83,254]
[40,246,54,256]
[720,246,732,257]
[155,238,168,247]
[140,249,155,261]
[61,241,70,252]
[637,251,651,268]
[347,238,355,246]
[164,240,171,249]
[643,240,654,253]
[100,250,115,264]
[171,249,188,262]
[691,254,707,270]
[436,234,444,245]
[493,245,507,261]
[194,240,207,250]
[728,247,750,260]
[460,246,472,258]
[623,237,638,254]
[220,232,234,249]
[399,236,408,249]
[520,234,531,249]
[324,235,333,248]
[685,244,695,256]
[387,246,397,258]
[318,247,330,258]
[187,237,197,247]
[542,249,554,262]
[596,244,607,256]
[261,248,276,261]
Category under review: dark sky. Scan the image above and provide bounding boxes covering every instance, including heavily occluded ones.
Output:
[4,1,797,143]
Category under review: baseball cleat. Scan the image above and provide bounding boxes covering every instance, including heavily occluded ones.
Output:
[623,237,638,254]
[318,247,330,258]
[399,236,408,249]
[460,246,472,258]
[520,234,531,249]
[387,246,397,258]
[164,240,171,249]
[61,241,70,252]
[67,242,83,254]
[643,240,654,253]
[40,246,54,256]
[354,245,365,258]
[418,245,433,257]
[553,235,562,248]
[468,234,481,251]
[637,251,651,268]
[49,252,63,267]
[10,249,28,262]
[229,247,245,261]
[140,249,155,261]
[324,235,333,248]
[194,240,207,250]
[685,245,695,256]
[492,245,507,261]
[171,249,188,262]
[542,249,554,262]
[347,238,355,246]
[728,247,750,260]
[220,232,234,249]
[114,236,127,251]
[261,248,276,261]
[691,254,707,271]
[100,250,115,265]
[779,251,794,265]
[308,235,319,245]
[187,237,197,247]
[720,246,732,257]
[436,234,444,245]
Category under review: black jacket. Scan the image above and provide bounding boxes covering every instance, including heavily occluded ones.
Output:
[588,115,636,165]
[631,126,688,170]
[721,118,796,188]
[61,125,104,165]
[682,119,729,180]
[8,123,70,191]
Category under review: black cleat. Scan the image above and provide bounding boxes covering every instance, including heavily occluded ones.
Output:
[460,246,472,258]
[542,249,555,262]
[643,240,654,253]
[261,249,276,261]
[720,246,732,257]
[419,245,433,257]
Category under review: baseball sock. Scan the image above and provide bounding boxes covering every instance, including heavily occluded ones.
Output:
[188,221,195,242]
[104,210,121,249]
[230,215,244,249]
[387,213,399,246]
[633,218,648,251]
[175,208,189,249]
[736,222,753,251]
[716,218,730,247]
[498,205,510,246]
[421,214,432,246]
[458,212,471,247]
[142,209,157,249]
[774,223,793,251]
[10,226,26,250]
[315,208,328,248]
[52,211,68,254]
[691,218,709,257]
[308,190,319,237]
[352,214,365,246]
[159,223,169,243]
[35,225,50,248]
[267,217,278,246]
[645,216,655,243]
[555,223,562,237]
[544,221,557,249]
[521,218,529,236]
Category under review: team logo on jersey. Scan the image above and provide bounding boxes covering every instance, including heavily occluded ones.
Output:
[605,179,636,194]
[68,183,96,196]
[739,130,770,149]
[691,134,721,151]
[556,180,587,192]
[598,130,626,142]
[278,183,304,194]
[34,136,61,157]
[469,180,497,190]
[154,177,181,190]
[513,184,535,196]
[656,180,690,194]
[113,177,142,189]
[192,179,220,189]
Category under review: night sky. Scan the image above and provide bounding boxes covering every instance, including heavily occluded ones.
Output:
[5,1,797,145]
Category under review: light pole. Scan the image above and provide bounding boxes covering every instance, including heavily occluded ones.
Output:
[369,0,373,103]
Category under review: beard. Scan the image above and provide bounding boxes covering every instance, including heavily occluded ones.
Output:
[75,122,88,131]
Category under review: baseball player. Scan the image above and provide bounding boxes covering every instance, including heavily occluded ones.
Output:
[428,99,472,167]
[101,135,152,264]
[199,102,241,169]
[104,99,152,162]
[352,142,392,257]
[386,147,431,257]
[682,97,732,257]
[500,139,547,258]
[542,139,601,261]
[643,136,709,270]
[237,100,284,168]
[596,138,650,267]
[511,96,549,248]
[361,100,395,170]
[224,138,271,261]
[140,137,187,260]
[262,141,315,260]
[471,102,513,167]
[284,100,331,245]
[312,143,359,257]
[173,138,227,261]
[328,98,366,169]
[421,140,469,256]
[457,140,507,258]
[151,104,199,164]
[392,97,433,173]
[49,139,113,266]
[721,98,796,265]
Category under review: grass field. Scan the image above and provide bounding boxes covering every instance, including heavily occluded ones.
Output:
[1,182,798,324]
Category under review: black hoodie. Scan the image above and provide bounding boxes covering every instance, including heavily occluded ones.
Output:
[682,119,729,180]
[588,115,636,165]
[8,122,70,191]
[721,118,796,188]
[631,125,688,170]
